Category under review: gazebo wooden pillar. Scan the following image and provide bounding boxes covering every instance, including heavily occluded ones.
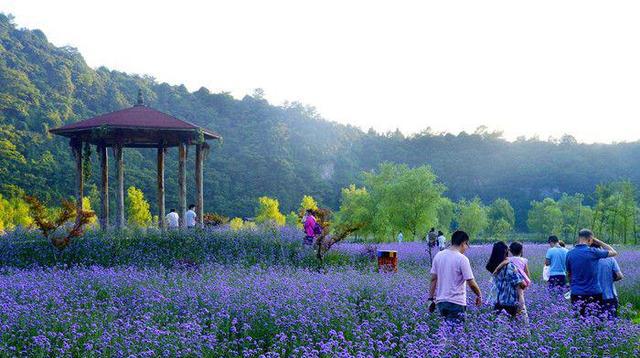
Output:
[70,139,84,224]
[157,146,166,229]
[98,143,109,229]
[195,143,204,228]
[50,91,221,231]
[178,142,188,228]
[114,144,125,228]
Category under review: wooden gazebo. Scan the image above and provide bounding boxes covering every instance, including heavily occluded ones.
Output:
[49,91,221,229]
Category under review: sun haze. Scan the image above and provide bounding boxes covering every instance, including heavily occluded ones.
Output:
[2,0,640,143]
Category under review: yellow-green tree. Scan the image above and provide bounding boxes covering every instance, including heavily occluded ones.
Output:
[0,194,32,232]
[126,186,152,227]
[82,197,98,228]
[333,185,374,238]
[230,217,244,231]
[285,211,301,228]
[255,196,285,226]
[299,195,318,215]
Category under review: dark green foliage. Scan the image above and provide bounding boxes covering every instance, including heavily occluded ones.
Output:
[4,14,640,231]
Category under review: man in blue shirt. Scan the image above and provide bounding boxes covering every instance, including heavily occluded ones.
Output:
[545,235,569,289]
[592,243,624,318]
[566,229,617,317]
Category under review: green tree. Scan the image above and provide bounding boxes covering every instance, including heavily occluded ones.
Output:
[527,198,563,238]
[487,198,515,236]
[436,197,455,234]
[592,181,637,243]
[0,194,32,232]
[285,211,301,228]
[255,196,285,226]
[364,163,446,240]
[126,186,152,227]
[456,197,489,239]
[557,193,593,240]
[333,185,374,239]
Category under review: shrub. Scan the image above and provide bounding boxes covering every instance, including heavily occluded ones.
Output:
[230,217,244,231]
[203,213,229,227]
[255,196,285,226]
[299,195,318,216]
[0,226,309,268]
[285,211,301,228]
[126,186,152,227]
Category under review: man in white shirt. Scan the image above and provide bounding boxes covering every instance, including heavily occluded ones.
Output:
[185,204,197,228]
[166,208,180,229]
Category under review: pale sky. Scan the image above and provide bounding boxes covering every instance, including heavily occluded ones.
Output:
[2,0,640,143]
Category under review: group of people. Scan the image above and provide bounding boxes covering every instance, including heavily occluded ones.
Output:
[164,204,198,228]
[428,228,624,323]
[396,228,446,251]
[427,228,447,251]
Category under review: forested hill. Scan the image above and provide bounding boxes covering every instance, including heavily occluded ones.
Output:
[2,13,640,230]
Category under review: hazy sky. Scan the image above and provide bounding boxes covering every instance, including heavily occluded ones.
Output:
[2,0,640,143]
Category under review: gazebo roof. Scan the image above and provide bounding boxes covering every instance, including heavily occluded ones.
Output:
[50,100,220,148]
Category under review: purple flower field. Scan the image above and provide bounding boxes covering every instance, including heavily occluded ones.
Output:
[0,240,639,357]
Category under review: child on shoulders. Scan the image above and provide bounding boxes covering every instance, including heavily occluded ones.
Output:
[508,241,531,287]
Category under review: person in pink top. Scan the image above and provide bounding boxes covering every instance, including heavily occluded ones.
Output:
[303,209,317,245]
[508,242,531,286]
[508,241,530,325]
[428,230,483,323]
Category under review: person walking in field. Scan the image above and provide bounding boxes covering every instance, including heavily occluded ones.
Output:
[437,230,446,251]
[426,227,438,263]
[427,228,438,246]
[303,209,317,245]
[166,208,180,229]
[185,204,197,228]
[591,242,624,318]
[545,235,569,289]
[429,230,482,323]
[566,229,617,317]
[486,241,526,318]
[397,232,404,243]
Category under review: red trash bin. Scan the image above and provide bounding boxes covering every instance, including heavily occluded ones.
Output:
[377,250,398,273]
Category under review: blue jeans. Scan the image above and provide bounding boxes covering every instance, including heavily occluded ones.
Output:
[436,301,466,322]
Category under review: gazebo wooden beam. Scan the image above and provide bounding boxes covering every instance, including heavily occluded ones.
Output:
[178,142,187,228]
[157,146,166,230]
[195,143,204,228]
[99,144,109,229]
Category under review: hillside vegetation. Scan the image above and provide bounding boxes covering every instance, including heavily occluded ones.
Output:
[3,13,640,230]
